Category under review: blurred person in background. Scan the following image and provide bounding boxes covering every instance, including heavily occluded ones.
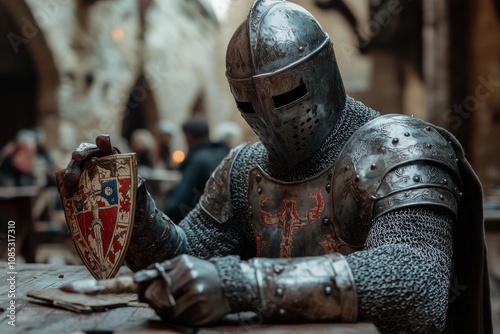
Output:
[214,120,244,149]
[155,119,176,170]
[130,128,156,169]
[0,129,38,187]
[164,117,229,223]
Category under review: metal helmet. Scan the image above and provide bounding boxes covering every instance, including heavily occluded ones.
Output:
[226,0,346,166]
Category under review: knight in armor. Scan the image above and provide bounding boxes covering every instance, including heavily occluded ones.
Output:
[62,0,491,332]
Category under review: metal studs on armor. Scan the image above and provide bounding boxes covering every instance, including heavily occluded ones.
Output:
[425,143,432,149]
[248,206,253,218]
[404,132,410,137]
[392,138,399,144]
[442,178,448,185]
[257,187,262,194]
[355,175,360,182]
[459,192,463,197]
[256,174,262,183]
[276,288,284,297]
[413,176,420,182]
[279,309,286,316]
[323,217,331,225]
[324,286,332,296]
[425,126,432,131]
[326,183,331,193]
[344,165,350,171]
[370,163,376,170]
[439,194,445,200]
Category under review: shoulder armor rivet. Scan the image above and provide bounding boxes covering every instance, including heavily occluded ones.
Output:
[248,206,253,217]
[392,138,399,144]
[257,187,262,194]
[324,286,332,296]
[442,178,448,184]
[459,192,463,197]
[404,132,410,137]
[370,163,376,170]
[323,217,331,225]
[279,309,286,315]
[299,46,304,52]
[455,159,459,163]
[413,176,420,182]
[274,265,284,274]
[426,126,432,131]
[426,143,432,149]
[256,174,262,183]
[439,194,445,200]
[355,175,360,182]
[344,165,350,171]
[276,288,284,297]
[325,183,331,193]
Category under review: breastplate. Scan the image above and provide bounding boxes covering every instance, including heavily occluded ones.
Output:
[248,166,358,258]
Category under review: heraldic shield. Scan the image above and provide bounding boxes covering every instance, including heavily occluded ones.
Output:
[56,154,137,279]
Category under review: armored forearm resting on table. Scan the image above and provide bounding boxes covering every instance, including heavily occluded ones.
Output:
[210,254,357,322]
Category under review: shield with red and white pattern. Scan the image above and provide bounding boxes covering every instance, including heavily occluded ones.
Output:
[56,154,137,279]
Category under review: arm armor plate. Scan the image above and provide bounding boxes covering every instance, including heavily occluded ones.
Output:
[212,254,357,322]
[125,177,187,272]
[199,144,246,224]
[332,114,462,247]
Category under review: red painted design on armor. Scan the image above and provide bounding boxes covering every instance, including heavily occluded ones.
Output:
[320,234,339,254]
[255,230,267,256]
[259,189,325,257]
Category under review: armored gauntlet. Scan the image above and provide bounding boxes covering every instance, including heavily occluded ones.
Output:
[212,254,357,322]
[125,178,187,272]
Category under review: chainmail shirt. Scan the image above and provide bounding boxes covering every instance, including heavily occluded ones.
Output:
[135,96,453,333]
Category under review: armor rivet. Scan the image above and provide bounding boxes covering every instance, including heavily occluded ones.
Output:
[459,192,463,197]
[323,217,331,225]
[439,194,445,200]
[276,288,284,297]
[257,187,262,194]
[448,141,452,146]
[442,178,448,184]
[370,163,376,170]
[274,265,284,274]
[404,132,410,137]
[355,175,360,182]
[325,183,331,193]
[248,206,253,217]
[455,159,459,163]
[344,165,350,171]
[256,174,262,183]
[299,46,304,52]
[426,143,432,149]
[324,286,332,296]
[426,126,432,131]
[392,138,399,144]
[413,176,420,182]
[279,309,286,316]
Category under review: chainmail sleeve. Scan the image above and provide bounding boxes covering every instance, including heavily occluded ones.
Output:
[346,206,453,333]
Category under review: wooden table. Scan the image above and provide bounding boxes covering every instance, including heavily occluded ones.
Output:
[0,262,379,333]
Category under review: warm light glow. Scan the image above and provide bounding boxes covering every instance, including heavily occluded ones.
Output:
[172,150,185,164]
[111,27,125,41]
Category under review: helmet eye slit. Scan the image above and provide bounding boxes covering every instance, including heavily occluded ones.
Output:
[272,84,308,109]
[236,100,255,114]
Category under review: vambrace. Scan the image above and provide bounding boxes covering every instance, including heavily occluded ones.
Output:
[125,178,187,272]
[211,254,357,322]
